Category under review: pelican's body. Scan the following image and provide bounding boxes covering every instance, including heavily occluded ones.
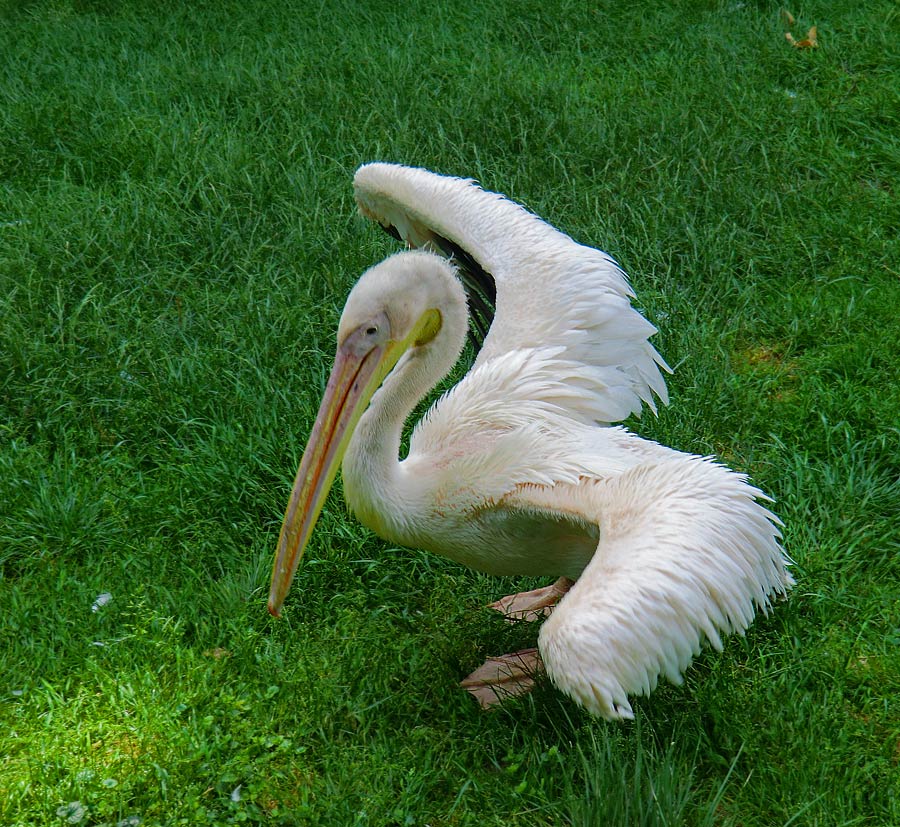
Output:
[269,163,793,719]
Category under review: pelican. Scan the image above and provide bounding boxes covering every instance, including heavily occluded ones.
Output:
[268,163,793,719]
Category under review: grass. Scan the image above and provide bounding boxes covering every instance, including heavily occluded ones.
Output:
[1,0,898,823]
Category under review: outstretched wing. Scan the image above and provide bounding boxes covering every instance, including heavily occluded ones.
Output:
[504,453,793,720]
[353,162,670,422]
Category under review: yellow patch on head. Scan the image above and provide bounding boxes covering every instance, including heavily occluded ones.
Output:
[412,308,442,347]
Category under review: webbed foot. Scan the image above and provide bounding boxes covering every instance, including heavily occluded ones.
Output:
[489,576,574,622]
[460,648,544,709]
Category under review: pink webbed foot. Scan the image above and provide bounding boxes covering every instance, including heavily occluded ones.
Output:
[460,648,544,709]
[489,576,574,622]
[461,578,574,709]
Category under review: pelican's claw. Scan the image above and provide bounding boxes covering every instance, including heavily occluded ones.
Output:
[489,576,574,622]
[460,648,544,709]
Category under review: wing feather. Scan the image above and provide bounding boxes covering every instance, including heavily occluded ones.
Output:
[502,454,793,720]
[353,162,670,422]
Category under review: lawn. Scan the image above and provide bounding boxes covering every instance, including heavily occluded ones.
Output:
[1,0,898,824]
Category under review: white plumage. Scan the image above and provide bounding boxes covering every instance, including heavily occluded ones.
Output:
[268,162,793,719]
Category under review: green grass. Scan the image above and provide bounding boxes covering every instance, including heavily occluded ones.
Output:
[1,0,899,824]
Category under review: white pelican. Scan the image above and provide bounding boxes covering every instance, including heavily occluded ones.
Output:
[268,163,793,719]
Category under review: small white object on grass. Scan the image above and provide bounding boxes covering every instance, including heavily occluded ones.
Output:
[92,593,113,612]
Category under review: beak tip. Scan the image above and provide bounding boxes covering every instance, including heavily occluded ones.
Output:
[267,599,282,618]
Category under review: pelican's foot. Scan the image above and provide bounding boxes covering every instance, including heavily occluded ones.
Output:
[489,576,574,622]
[460,648,544,709]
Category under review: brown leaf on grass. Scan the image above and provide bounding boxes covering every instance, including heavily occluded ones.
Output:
[781,9,796,27]
[786,25,818,48]
[203,647,232,659]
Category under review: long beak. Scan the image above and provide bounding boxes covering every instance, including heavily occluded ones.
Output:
[268,323,394,617]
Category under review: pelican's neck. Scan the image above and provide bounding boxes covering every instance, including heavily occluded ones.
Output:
[341,285,468,541]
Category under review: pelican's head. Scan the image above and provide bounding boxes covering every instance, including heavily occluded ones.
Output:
[267,251,465,616]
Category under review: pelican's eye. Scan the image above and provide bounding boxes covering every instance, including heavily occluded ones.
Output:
[365,326,378,336]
